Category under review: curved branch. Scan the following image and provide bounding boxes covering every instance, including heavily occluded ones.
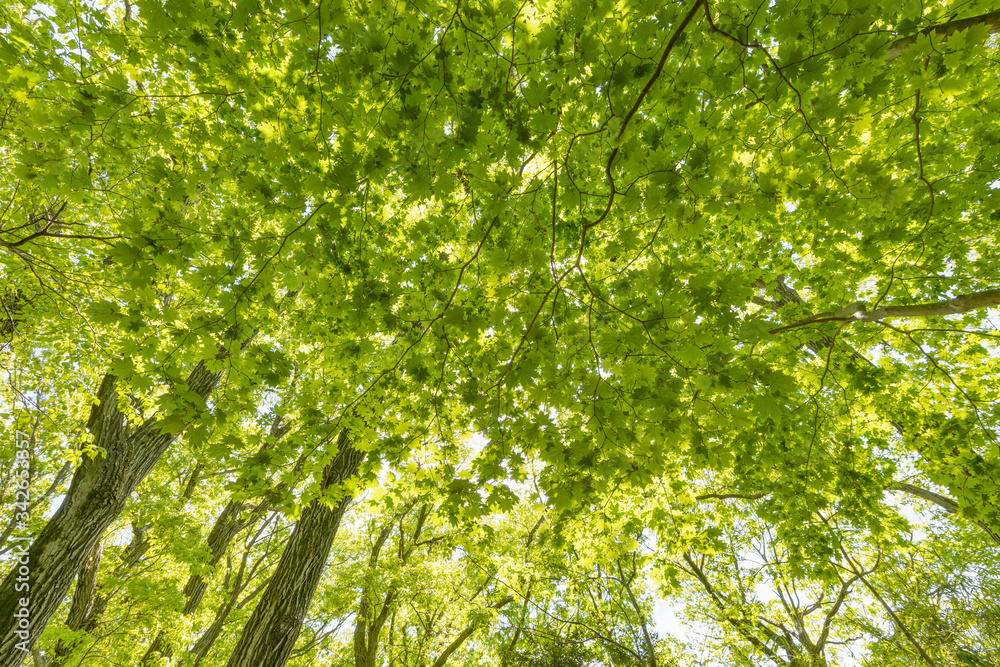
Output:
[884,10,1000,61]
[770,288,1000,334]
[890,482,958,514]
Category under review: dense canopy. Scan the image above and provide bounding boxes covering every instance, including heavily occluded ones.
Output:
[1,0,999,665]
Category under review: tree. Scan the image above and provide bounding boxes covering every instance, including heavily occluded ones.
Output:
[2,0,999,664]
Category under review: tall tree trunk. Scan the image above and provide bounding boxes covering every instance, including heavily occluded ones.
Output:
[48,522,149,666]
[186,513,280,665]
[189,590,241,666]
[616,554,658,667]
[139,416,292,664]
[353,523,393,667]
[48,541,104,664]
[430,626,478,667]
[0,358,223,664]
[226,431,363,667]
[183,417,290,616]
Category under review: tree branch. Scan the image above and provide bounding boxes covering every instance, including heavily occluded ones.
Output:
[884,10,1000,61]
[770,288,1000,334]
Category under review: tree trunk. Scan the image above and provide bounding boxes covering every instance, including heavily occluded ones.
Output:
[49,521,149,666]
[353,524,393,667]
[0,358,223,664]
[226,431,363,667]
[139,416,292,664]
[616,555,658,667]
[187,515,279,665]
[354,502,427,667]
[430,626,478,667]
[183,415,290,615]
[189,592,240,666]
[431,598,511,667]
[48,541,104,665]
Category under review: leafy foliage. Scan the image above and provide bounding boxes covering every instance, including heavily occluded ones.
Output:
[1,0,999,665]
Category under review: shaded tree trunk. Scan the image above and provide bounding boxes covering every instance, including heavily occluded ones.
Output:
[430,626,478,667]
[226,431,364,666]
[139,416,292,664]
[186,513,281,665]
[48,522,149,666]
[353,523,394,667]
[616,554,658,667]
[183,417,291,616]
[0,357,224,664]
[48,541,104,665]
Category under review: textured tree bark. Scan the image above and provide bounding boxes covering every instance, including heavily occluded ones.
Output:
[186,516,278,665]
[139,416,292,664]
[430,626,478,667]
[47,541,104,665]
[0,357,223,665]
[226,431,364,667]
[188,590,240,666]
[184,417,290,616]
[49,522,149,666]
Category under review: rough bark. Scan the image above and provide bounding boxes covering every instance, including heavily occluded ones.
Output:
[188,592,239,666]
[53,524,147,661]
[0,288,28,342]
[226,431,364,667]
[0,357,224,664]
[181,463,205,501]
[48,541,104,665]
[186,514,279,665]
[183,416,292,616]
[139,416,292,664]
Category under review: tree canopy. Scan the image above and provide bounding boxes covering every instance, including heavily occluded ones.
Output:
[1,0,999,665]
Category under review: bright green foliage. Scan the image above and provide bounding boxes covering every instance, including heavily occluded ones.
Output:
[2,0,999,664]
